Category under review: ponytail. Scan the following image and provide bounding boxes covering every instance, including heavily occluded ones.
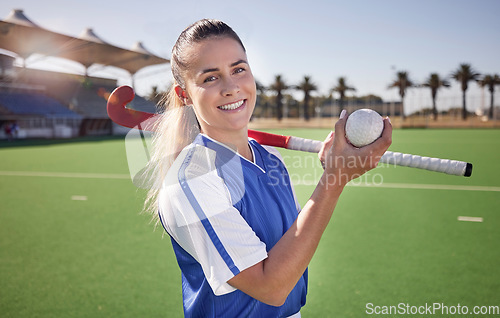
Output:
[142,84,199,220]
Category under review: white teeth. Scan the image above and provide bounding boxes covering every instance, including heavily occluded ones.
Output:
[218,100,244,110]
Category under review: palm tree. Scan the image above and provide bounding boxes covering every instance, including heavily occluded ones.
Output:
[421,73,450,120]
[331,77,356,114]
[478,74,500,119]
[255,80,267,118]
[296,76,317,121]
[255,80,266,94]
[269,75,289,121]
[450,63,481,120]
[388,71,414,120]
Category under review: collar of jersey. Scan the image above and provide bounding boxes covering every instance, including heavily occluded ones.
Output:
[196,134,266,175]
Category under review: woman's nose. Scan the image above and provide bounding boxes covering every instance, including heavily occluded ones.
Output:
[221,77,240,96]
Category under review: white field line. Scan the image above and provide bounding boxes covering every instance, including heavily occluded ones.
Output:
[1,170,500,192]
[71,195,88,201]
[293,179,500,192]
[457,216,483,222]
[347,182,500,192]
[0,170,130,179]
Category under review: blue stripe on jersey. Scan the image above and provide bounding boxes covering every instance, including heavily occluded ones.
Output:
[177,143,240,276]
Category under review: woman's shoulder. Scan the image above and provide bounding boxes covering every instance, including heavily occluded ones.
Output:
[158,141,237,222]
[164,142,219,185]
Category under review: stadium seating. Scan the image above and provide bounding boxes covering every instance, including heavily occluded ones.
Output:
[0,91,82,118]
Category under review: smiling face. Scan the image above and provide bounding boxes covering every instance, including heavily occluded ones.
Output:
[179,37,256,140]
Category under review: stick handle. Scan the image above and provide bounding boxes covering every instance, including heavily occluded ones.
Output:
[380,151,473,177]
[250,132,472,177]
[286,136,323,153]
[247,131,323,153]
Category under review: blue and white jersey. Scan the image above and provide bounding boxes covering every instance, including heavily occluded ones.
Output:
[158,133,307,318]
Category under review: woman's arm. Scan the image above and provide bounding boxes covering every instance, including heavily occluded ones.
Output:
[228,114,392,306]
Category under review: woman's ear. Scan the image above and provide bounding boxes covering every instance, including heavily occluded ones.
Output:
[174,85,191,105]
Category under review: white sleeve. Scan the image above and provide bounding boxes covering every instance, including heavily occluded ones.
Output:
[158,146,268,295]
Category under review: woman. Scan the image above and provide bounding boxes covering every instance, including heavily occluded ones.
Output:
[144,19,392,317]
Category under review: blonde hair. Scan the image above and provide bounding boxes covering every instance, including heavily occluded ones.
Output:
[142,86,199,220]
[142,19,245,222]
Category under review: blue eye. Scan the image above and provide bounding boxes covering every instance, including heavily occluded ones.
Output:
[204,75,217,83]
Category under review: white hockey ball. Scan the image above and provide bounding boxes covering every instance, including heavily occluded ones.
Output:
[345,109,384,147]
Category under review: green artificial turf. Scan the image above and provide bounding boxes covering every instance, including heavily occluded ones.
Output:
[0,129,499,317]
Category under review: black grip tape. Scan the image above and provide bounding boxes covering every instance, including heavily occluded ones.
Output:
[464,163,473,177]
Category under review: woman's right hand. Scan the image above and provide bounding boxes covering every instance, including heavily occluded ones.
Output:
[322,111,392,188]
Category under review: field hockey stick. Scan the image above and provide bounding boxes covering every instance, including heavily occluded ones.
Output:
[107,86,473,177]
[107,85,156,130]
[245,130,472,177]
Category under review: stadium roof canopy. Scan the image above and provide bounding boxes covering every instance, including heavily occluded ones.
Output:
[0,9,170,75]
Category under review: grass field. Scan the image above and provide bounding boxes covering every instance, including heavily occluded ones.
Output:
[1,129,499,317]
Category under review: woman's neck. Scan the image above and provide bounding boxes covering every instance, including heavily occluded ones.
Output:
[201,128,253,162]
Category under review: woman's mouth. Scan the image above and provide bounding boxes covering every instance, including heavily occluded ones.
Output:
[218,99,245,111]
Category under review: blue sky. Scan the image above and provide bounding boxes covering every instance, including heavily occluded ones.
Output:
[1,0,499,114]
